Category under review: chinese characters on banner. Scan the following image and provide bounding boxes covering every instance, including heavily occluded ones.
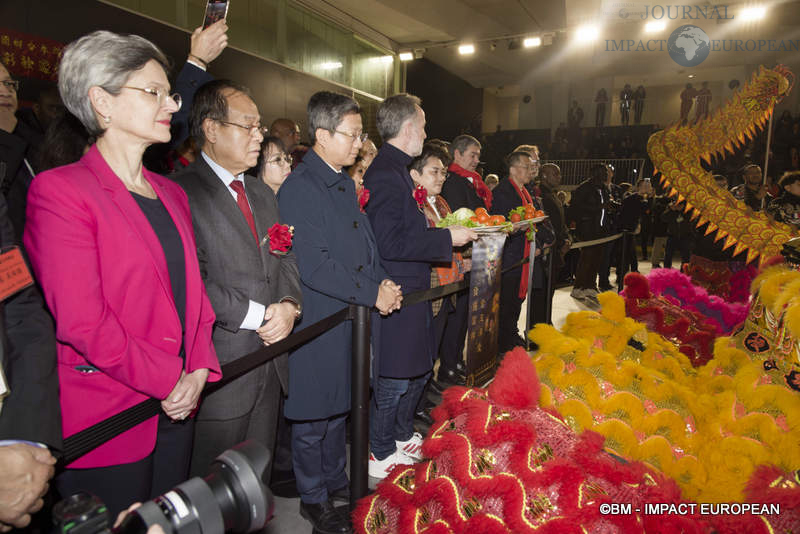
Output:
[465,233,507,387]
[0,28,64,82]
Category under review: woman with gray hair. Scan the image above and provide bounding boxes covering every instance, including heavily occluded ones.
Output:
[23,31,221,515]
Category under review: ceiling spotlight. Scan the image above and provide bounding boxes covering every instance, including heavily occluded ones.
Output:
[319,61,343,70]
[458,43,475,55]
[644,20,666,33]
[523,37,542,48]
[399,52,413,61]
[740,6,766,20]
[576,25,599,42]
[688,74,696,78]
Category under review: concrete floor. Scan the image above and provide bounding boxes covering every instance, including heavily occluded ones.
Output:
[262,261,655,533]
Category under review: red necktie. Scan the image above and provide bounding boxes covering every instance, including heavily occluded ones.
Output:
[511,180,534,299]
[229,180,258,243]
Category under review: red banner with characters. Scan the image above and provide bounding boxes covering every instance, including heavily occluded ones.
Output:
[0,28,64,82]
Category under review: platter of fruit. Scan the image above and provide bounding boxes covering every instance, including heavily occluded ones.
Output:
[436,207,512,233]
[508,205,548,231]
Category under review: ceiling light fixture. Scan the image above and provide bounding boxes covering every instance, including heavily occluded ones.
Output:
[523,37,542,48]
[644,20,666,33]
[740,6,766,20]
[458,43,475,55]
[319,61,343,70]
[576,25,599,42]
[368,55,394,64]
[399,52,413,61]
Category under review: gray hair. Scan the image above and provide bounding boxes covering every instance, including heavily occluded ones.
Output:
[376,93,421,142]
[450,134,480,157]
[58,31,169,137]
[307,91,360,144]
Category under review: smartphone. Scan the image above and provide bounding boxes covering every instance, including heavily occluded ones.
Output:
[203,0,229,28]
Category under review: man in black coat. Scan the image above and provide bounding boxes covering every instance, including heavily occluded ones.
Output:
[436,134,488,384]
[570,164,611,301]
[491,151,554,352]
[0,194,60,530]
[364,94,475,479]
[539,164,571,289]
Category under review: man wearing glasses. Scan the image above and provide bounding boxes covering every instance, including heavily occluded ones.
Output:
[0,61,39,243]
[174,79,303,480]
[278,91,402,534]
[491,150,554,352]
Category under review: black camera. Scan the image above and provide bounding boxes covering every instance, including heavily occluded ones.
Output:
[53,440,274,534]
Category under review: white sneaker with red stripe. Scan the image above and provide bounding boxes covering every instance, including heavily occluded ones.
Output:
[395,432,424,461]
[368,450,414,479]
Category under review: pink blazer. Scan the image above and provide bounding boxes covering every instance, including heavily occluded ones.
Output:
[24,145,221,468]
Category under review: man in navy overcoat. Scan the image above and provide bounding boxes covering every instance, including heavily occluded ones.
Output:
[278,91,402,534]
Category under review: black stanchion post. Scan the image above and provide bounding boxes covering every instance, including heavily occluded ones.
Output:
[617,232,628,292]
[349,304,371,510]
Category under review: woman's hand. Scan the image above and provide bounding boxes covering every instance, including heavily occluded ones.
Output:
[161,368,209,421]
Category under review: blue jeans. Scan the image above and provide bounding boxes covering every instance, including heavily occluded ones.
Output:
[369,373,430,460]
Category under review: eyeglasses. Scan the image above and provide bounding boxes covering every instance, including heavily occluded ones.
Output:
[1,80,19,92]
[219,120,268,137]
[513,165,538,172]
[266,154,293,166]
[121,86,182,110]
[335,130,368,143]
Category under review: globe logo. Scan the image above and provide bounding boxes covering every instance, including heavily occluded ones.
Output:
[668,25,711,67]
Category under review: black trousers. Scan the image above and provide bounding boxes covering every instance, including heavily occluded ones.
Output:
[56,413,194,519]
[498,268,524,353]
[575,244,605,290]
[437,291,468,372]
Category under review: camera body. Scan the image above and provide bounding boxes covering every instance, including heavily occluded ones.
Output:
[53,441,274,534]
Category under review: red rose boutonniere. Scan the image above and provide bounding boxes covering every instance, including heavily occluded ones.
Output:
[413,184,427,212]
[358,186,370,213]
[261,223,294,256]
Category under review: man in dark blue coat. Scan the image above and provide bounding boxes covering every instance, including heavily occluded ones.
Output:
[364,94,476,479]
[491,151,554,352]
[278,92,402,534]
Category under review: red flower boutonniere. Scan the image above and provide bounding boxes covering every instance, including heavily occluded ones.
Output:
[358,186,370,213]
[261,223,294,256]
[413,184,428,212]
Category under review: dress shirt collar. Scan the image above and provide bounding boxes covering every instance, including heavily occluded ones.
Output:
[201,151,245,187]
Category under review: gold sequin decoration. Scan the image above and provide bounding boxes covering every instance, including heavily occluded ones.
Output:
[526,494,554,523]
[367,509,387,534]
[474,449,496,475]
[528,443,554,470]
[462,496,482,518]
[396,470,416,493]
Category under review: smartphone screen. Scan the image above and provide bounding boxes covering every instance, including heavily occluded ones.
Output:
[203,0,229,28]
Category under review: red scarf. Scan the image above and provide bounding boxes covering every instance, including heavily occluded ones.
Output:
[448,163,492,210]
[510,178,534,299]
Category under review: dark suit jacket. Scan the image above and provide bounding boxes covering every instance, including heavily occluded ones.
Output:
[440,171,485,212]
[364,144,452,378]
[0,120,38,243]
[174,156,301,420]
[0,195,60,450]
[278,149,387,420]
